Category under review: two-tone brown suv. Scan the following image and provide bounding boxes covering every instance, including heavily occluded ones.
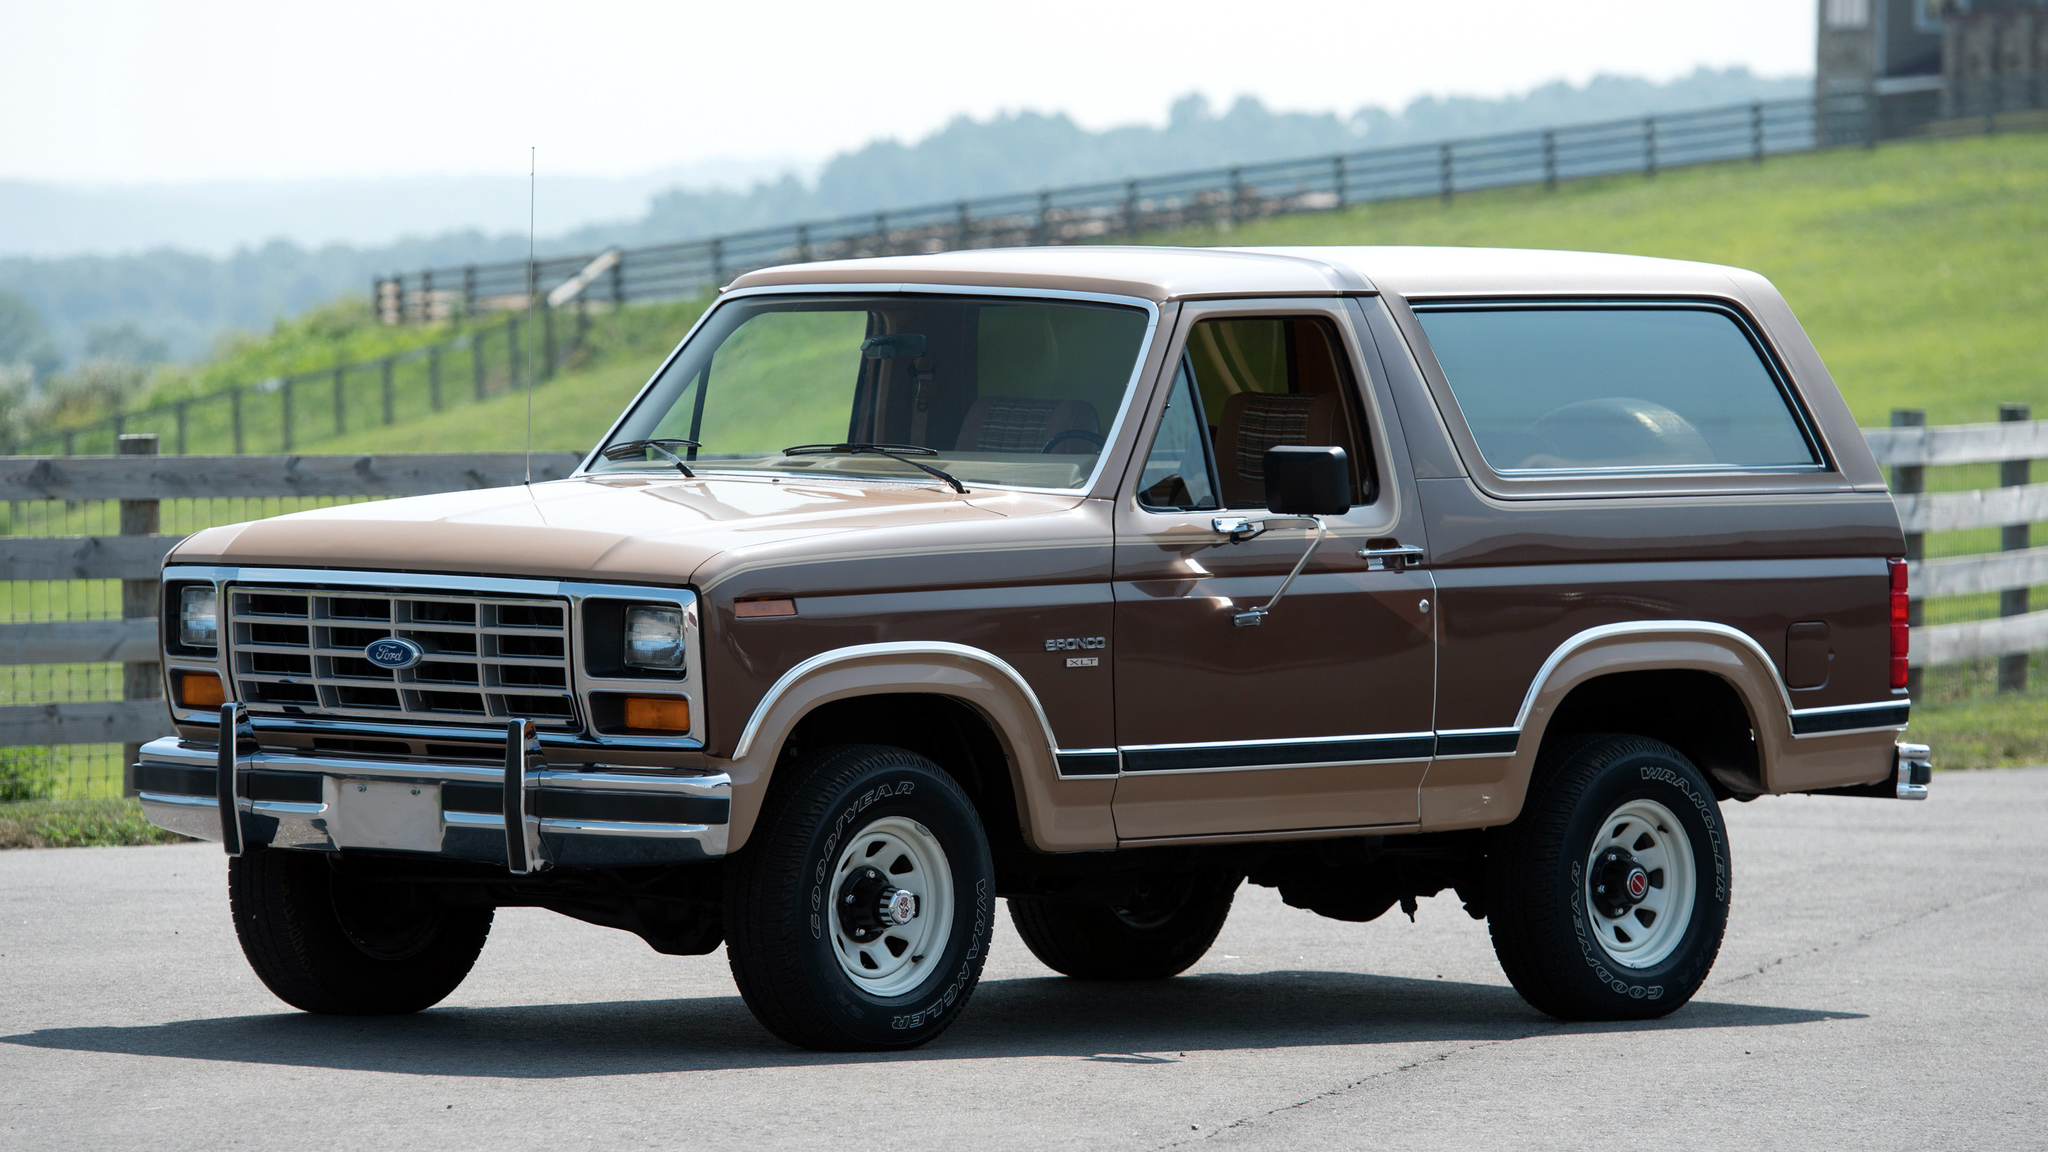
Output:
[137,245,1930,1050]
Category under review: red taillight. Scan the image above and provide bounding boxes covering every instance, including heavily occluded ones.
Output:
[1889,557,1910,690]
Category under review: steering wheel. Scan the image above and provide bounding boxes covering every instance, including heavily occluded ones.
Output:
[1040,429,1107,454]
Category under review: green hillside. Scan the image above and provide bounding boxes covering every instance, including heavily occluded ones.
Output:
[317,132,2046,458]
[1161,132,2047,427]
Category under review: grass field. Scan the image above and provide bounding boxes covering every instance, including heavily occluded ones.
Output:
[1152,131,2048,427]
[301,132,2048,455]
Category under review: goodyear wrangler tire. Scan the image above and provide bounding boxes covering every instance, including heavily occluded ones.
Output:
[1009,872,1238,980]
[229,846,493,1015]
[1486,733,1730,1021]
[724,744,995,1051]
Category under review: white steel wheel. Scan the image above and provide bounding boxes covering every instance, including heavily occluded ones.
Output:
[828,815,955,997]
[1582,797,1697,969]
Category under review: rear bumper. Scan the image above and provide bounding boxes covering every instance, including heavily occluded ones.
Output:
[135,732,730,868]
[1810,741,1933,801]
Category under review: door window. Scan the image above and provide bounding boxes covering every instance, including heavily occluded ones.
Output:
[1138,316,1376,511]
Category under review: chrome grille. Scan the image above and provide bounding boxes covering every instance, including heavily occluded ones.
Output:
[227,586,578,729]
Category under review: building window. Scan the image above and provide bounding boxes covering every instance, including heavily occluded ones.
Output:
[1825,0,1871,29]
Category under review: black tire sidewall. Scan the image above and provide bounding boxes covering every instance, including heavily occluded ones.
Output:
[733,747,995,1049]
[1548,741,1730,1011]
[231,847,492,1015]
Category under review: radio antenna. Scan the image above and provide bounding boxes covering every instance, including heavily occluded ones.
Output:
[523,145,536,488]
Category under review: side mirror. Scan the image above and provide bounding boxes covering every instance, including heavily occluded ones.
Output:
[1263,445,1350,516]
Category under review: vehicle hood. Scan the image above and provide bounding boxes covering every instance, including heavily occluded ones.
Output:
[168,474,1053,588]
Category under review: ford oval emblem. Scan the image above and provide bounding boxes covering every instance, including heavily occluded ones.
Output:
[364,637,425,670]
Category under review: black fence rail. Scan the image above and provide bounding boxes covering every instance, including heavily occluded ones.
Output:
[374,97,1829,323]
[375,82,2048,325]
[6,305,591,458]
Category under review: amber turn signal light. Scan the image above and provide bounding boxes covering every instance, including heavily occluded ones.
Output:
[176,670,226,709]
[622,695,691,733]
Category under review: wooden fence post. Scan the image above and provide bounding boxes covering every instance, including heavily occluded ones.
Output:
[332,361,347,437]
[1751,101,1766,163]
[1542,131,1558,190]
[541,304,557,381]
[1439,143,1454,204]
[473,331,488,401]
[1893,407,1926,697]
[117,433,160,796]
[1999,403,2032,692]
[1644,117,1658,178]
[1124,179,1141,234]
[463,265,477,317]
[1332,157,1347,210]
[508,315,523,392]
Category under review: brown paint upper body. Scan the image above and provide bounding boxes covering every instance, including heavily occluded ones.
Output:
[165,246,1910,857]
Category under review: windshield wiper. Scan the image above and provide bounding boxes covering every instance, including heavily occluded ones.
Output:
[601,438,702,478]
[781,442,968,493]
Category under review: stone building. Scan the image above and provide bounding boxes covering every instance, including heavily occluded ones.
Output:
[1815,0,2046,130]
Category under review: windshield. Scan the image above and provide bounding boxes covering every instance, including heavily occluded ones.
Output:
[589,293,1153,490]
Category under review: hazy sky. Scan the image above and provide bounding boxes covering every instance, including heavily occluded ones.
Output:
[4,0,1816,185]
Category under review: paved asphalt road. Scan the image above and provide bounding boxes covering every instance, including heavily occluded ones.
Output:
[2,767,2042,1151]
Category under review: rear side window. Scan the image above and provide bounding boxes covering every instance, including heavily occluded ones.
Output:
[1413,305,1822,474]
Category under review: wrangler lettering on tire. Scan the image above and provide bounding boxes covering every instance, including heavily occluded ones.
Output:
[1488,733,1732,1021]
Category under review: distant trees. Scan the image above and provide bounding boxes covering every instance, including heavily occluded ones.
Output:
[0,291,61,379]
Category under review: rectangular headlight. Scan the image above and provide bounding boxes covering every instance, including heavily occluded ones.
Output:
[179,585,218,649]
[623,606,685,672]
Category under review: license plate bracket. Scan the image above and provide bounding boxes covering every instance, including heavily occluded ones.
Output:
[327,778,443,852]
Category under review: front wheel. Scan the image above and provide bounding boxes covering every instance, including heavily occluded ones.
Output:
[724,744,995,1051]
[229,847,493,1015]
[1486,733,1731,1020]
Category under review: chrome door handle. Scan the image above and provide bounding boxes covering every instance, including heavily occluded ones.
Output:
[1357,544,1425,571]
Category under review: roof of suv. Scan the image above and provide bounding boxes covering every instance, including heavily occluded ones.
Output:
[724,245,1759,303]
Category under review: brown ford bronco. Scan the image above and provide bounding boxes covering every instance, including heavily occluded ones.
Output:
[138,245,1930,1051]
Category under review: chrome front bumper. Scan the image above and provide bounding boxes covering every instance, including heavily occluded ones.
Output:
[136,710,729,868]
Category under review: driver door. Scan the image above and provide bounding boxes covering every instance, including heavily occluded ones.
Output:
[1109,300,1436,841]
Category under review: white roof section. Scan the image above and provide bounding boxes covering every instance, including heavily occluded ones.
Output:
[725,244,1756,303]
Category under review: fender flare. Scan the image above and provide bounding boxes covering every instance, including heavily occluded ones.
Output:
[721,642,1112,854]
[1423,622,1796,828]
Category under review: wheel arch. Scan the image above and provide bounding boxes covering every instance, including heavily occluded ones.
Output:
[722,643,1113,855]
[1424,622,1793,828]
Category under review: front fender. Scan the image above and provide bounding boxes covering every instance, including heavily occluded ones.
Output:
[719,642,1116,854]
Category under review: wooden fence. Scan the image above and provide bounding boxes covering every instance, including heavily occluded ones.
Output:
[0,442,581,798]
[1,415,2041,798]
[1865,405,2046,689]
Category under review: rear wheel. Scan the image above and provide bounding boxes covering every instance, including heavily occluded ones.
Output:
[229,847,492,1015]
[1010,871,1239,980]
[724,744,995,1050]
[1487,733,1731,1020]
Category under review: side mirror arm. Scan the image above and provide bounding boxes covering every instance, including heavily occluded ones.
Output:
[1230,517,1327,627]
